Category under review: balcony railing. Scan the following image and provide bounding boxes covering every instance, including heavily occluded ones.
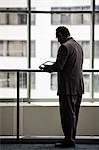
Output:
[0,68,99,142]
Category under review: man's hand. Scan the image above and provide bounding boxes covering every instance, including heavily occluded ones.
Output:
[39,65,51,72]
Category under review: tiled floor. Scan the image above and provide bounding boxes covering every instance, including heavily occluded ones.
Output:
[0,144,99,150]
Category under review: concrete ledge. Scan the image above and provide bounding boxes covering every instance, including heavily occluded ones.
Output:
[0,102,99,107]
[0,136,99,144]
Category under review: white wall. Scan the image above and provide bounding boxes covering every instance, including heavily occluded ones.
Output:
[0,104,99,136]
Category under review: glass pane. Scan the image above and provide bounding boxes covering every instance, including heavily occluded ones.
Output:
[95,14,99,69]
[83,73,90,98]
[31,8,36,25]
[95,41,99,58]
[31,40,36,57]
[0,0,27,9]
[31,73,57,99]
[51,41,59,58]
[0,40,27,57]
[0,72,17,99]
[0,28,27,69]
[0,101,17,139]
[31,0,91,11]
[78,41,90,59]
[31,13,91,100]
[19,72,27,98]
[51,12,90,25]
[31,13,56,70]
[51,11,90,25]
[0,13,27,25]
[51,73,57,90]
[94,73,99,98]
[95,0,99,11]
[0,13,7,24]
[0,72,28,100]
[95,13,99,24]
[31,72,36,89]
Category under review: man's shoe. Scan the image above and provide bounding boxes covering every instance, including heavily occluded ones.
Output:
[55,142,75,148]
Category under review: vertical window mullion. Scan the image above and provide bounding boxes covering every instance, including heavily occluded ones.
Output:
[90,0,95,101]
[27,0,31,101]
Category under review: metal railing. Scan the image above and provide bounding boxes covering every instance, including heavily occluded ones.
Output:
[0,68,99,141]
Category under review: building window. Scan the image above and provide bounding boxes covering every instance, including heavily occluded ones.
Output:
[8,41,27,57]
[20,72,27,88]
[0,13,7,24]
[51,73,57,90]
[0,41,27,57]
[8,13,19,25]
[31,13,36,25]
[78,41,90,59]
[0,72,16,88]
[95,41,99,58]
[18,14,27,25]
[51,41,59,58]
[0,40,36,57]
[51,8,70,25]
[7,13,27,25]
[31,73,35,89]
[51,7,90,25]
[51,73,90,94]
[0,72,36,89]
[0,73,8,88]
[0,41,3,56]
[31,40,36,57]
[78,41,99,59]
[94,74,99,93]
[83,74,90,93]
[95,13,99,24]
[0,8,36,25]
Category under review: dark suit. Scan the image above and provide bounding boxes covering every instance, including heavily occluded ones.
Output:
[44,37,84,144]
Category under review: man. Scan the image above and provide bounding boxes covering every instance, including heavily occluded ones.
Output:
[39,26,84,148]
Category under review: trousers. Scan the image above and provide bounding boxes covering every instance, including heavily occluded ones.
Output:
[59,94,82,144]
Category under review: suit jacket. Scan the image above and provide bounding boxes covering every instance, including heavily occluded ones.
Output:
[47,37,84,95]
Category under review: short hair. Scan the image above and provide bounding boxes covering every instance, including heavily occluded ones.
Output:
[56,26,70,37]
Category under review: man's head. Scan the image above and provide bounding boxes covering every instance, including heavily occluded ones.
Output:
[56,26,70,44]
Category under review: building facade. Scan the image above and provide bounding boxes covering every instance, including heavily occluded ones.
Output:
[0,0,99,101]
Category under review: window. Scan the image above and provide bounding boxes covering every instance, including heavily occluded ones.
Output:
[31,13,36,25]
[51,73,57,90]
[0,13,7,24]
[95,41,99,58]
[78,41,90,59]
[31,40,36,57]
[0,0,98,102]
[83,74,90,93]
[95,13,99,24]
[51,7,90,25]
[8,13,19,25]
[51,73,90,93]
[51,41,59,58]
[8,41,26,56]
[0,41,3,56]
[51,8,71,25]
[0,40,36,57]
[20,72,27,88]
[0,8,36,25]
[18,14,27,25]
[0,72,16,88]
[7,13,27,25]
[31,73,35,89]
[0,72,36,89]
[94,74,99,93]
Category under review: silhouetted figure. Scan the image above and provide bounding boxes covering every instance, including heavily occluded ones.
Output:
[39,26,84,148]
